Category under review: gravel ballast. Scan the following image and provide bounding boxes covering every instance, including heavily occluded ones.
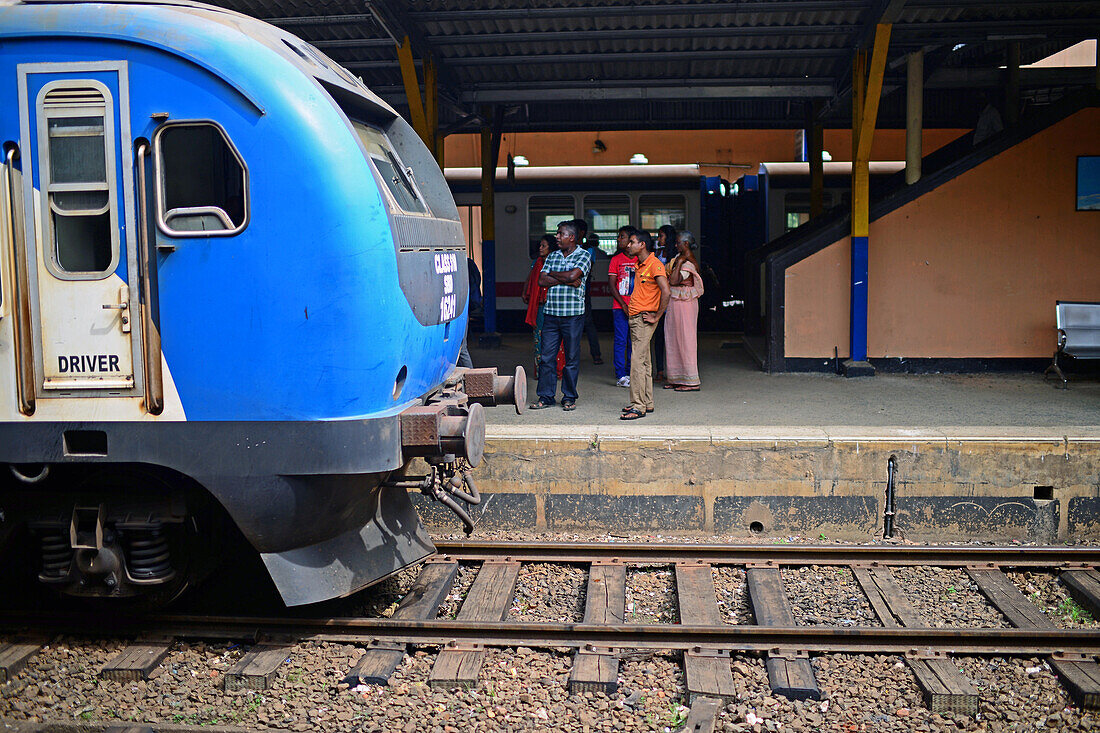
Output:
[625,566,679,624]
[3,534,1098,732]
[890,565,1011,628]
[782,565,881,627]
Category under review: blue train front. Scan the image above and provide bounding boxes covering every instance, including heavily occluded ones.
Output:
[0,0,523,606]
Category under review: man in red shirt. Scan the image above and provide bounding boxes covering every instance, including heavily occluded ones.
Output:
[607,225,637,387]
[621,230,670,420]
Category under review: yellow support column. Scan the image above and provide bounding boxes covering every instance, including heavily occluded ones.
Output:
[846,24,891,376]
[850,50,866,234]
[396,36,431,149]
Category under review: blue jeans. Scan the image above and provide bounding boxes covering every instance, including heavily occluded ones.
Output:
[537,313,584,403]
[612,309,632,379]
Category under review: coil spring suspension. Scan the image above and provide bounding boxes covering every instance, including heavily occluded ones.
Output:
[123,526,173,581]
[38,530,72,579]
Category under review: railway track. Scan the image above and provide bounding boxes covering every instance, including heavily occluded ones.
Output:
[3,542,1100,731]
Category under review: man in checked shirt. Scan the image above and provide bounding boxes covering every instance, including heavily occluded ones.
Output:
[529,220,593,412]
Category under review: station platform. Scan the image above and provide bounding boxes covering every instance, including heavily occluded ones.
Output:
[412,334,1100,543]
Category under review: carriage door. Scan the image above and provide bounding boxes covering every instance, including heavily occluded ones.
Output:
[18,64,141,395]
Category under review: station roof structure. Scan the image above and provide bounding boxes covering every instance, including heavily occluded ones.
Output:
[212,0,1100,132]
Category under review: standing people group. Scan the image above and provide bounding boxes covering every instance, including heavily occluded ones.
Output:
[521,219,703,419]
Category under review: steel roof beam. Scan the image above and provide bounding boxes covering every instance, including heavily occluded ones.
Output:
[424,25,859,45]
[894,19,1100,37]
[920,65,1099,88]
[449,48,848,65]
[343,48,850,68]
[408,1,871,21]
[404,0,1085,22]
[311,20,1087,51]
[460,83,836,104]
[265,13,377,27]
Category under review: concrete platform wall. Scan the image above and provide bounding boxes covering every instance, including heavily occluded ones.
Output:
[414,428,1100,543]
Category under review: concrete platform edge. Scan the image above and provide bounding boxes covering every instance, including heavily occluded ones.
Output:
[412,424,1100,542]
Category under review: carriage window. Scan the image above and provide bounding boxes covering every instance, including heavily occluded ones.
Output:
[639,194,686,232]
[38,85,117,276]
[582,194,629,255]
[155,122,247,236]
[784,191,835,231]
[528,195,574,257]
[352,123,427,214]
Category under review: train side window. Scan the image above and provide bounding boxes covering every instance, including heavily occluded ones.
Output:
[639,194,686,232]
[352,123,427,215]
[582,195,629,255]
[154,122,248,237]
[36,83,118,277]
[527,195,575,257]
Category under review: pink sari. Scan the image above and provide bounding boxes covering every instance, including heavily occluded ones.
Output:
[664,260,703,386]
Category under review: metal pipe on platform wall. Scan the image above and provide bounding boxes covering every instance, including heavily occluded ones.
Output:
[808,100,824,218]
[1006,41,1021,128]
[905,50,923,186]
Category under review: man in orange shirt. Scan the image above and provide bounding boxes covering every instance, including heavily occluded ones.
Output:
[621,230,670,420]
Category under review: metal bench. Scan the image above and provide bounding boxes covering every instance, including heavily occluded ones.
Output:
[1044,301,1100,388]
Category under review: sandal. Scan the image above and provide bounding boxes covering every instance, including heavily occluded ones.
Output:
[528,399,555,410]
[562,400,576,411]
[662,383,681,390]
[621,406,654,414]
[619,408,646,420]
[674,386,700,392]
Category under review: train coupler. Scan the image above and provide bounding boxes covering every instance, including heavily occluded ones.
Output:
[460,366,526,415]
[400,400,486,467]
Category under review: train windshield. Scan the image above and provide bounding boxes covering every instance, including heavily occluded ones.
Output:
[352,123,427,215]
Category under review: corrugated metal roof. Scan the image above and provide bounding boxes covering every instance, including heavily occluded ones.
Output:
[205,0,1100,130]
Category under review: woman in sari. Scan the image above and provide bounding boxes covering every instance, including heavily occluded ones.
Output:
[663,231,704,391]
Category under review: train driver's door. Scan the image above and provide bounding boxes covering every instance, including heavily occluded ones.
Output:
[18,64,142,396]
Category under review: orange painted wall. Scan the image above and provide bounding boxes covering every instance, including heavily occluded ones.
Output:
[443,128,966,174]
[785,108,1100,359]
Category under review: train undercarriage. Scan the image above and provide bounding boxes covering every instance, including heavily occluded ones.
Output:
[0,367,525,607]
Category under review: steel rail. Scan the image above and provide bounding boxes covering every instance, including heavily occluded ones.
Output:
[4,612,1099,656]
[433,541,1100,567]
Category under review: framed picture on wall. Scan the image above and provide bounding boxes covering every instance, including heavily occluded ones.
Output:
[1078,155,1100,211]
